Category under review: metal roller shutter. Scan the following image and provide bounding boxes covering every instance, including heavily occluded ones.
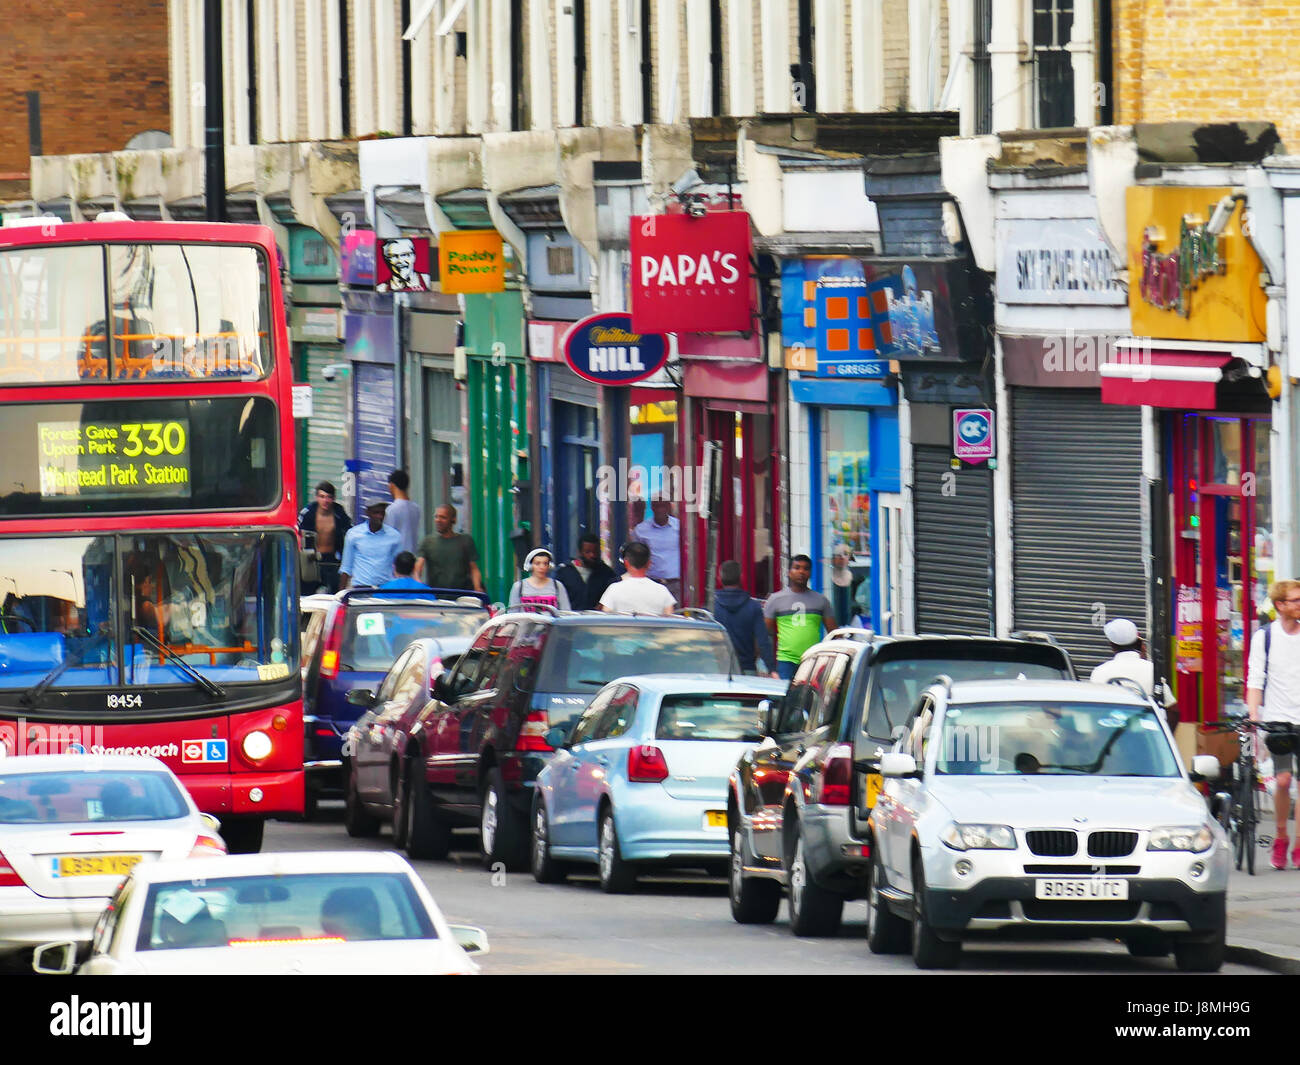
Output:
[550,363,600,407]
[354,362,398,509]
[912,445,994,636]
[1010,388,1144,673]
[304,345,348,493]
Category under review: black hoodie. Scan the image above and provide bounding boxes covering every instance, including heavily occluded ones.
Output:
[712,586,776,672]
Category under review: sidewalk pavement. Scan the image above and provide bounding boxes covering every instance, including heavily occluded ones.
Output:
[1227,859,1300,973]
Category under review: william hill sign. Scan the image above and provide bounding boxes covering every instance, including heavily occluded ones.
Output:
[562,312,669,385]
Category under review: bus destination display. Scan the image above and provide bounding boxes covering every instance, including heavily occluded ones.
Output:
[37,420,193,499]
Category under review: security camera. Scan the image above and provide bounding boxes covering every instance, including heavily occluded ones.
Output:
[321,362,349,383]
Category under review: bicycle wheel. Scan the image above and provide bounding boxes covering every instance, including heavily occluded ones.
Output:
[1240,757,1258,876]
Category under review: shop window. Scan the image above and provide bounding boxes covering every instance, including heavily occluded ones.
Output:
[822,410,871,624]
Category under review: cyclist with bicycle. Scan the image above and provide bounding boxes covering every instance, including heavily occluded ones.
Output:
[1246,579,1300,870]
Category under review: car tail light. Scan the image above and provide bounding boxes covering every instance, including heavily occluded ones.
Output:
[517,711,553,752]
[319,612,347,679]
[189,834,228,859]
[0,847,27,886]
[816,744,854,806]
[628,745,670,783]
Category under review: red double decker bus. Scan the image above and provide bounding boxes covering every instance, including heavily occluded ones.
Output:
[0,217,302,852]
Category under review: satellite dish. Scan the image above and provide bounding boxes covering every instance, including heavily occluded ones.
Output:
[124,130,173,151]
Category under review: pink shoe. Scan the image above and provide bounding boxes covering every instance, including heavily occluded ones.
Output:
[1273,836,1289,870]
[1291,842,1300,869]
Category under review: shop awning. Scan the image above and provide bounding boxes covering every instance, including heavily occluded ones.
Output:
[1100,351,1237,408]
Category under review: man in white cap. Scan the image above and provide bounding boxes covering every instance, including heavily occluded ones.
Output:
[1091,618,1174,713]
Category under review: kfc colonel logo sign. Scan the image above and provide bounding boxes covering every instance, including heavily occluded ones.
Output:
[629,211,753,333]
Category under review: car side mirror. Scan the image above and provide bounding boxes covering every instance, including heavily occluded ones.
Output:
[32,941,77,975]
[346,688,376,708]
[758,698,782,736]
[880,752,919,778]
[449,925,490,956]
[200,812,222,835]
[1191,755,1221,781]
[544,726,568,749]
[299,548,320,585]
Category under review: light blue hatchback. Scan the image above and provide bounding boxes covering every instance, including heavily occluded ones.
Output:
[530,674,787,893]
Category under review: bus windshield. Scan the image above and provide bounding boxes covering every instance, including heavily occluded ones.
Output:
[0,532,298,692]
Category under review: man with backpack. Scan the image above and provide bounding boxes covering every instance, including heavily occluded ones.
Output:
[712,560,778,678]
[1247,580,1300,869]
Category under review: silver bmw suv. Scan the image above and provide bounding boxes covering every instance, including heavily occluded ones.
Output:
[867,677,1228,971]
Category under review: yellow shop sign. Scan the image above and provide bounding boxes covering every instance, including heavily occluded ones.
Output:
[438,229,505,294]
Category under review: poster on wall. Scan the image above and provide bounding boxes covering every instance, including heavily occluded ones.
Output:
[376,237,432,294]
[1175,585,1233,672]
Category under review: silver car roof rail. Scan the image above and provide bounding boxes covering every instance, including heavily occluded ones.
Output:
[826,627,874,642]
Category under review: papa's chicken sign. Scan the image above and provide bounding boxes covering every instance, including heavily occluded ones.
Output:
[629,211,754,334]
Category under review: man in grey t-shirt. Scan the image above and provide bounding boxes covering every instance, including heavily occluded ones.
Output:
[384,469,422,553]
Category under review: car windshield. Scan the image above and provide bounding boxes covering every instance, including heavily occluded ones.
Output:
[866,655,1068,737]
[0,532,298,691]
[535,625,735,692]
[136,872,437,951]
[929,701,1180,777]
[655,694,767,742]
[340,606,486,672]
[0,770,189,823]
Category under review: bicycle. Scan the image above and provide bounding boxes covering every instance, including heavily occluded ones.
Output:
[1204,719,1297,875]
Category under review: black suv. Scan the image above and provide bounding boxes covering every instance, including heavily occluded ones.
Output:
[397,609,737,869]
[727,630,1075,934]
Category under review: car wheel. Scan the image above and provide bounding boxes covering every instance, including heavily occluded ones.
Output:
[221,817,265,855]
[480,767,528,872]
[728,828,780,924]
[1173,926,1226,972]
[787,831,843,936]
[343,762,380,839]
[531,799,567,884]
[866,844,909,954]
[405,759,452,861]
[597,807,636,894]
[1126,932,1170,958]
[390,765,410,849]
[910,855,961,969]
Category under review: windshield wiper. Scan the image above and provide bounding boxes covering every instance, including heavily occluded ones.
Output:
[132,627,226,699]
[20,632,110,708]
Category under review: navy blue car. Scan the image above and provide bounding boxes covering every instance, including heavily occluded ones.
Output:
[299,588,490,817]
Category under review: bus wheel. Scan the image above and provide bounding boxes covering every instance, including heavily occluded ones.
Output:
[222,818,265,854]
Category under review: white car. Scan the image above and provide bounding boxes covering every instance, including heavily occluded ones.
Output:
[34,850,488,975]
[867,678,1229,971]
[0,754,226,958]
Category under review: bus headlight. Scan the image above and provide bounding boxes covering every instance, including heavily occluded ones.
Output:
[242,730,273,761]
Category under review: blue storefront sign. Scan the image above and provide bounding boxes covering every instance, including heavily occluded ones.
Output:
[562,312,669,385]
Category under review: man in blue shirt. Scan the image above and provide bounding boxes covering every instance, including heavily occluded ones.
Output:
[339,501,403,589]
[380,552,428,590]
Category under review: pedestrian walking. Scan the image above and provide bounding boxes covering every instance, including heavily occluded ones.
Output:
[379,551,428,591]
[555,533,617,610]
[598,541,675,615]
[297,481,352,593]
[632,495,681,603]
[384,469,422,553]
[763,555,837,681]
[339,501,403,590]
[1246,580,1300,869]
[414,504,484,592]
[507,548,572,611]
[712,560,778,677]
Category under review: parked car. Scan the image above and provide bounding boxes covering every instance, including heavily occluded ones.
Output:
[531,674,787,892]
[397,609,738,870]
[727,630,1075,934]
[0,754,225,961]
[299,588,489,816]
[342,637,467,850]
[32,850,488,975]
[867,677,1228,971]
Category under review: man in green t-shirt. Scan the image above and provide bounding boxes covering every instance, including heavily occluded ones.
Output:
[414,504,484,592]
[763,554,837,681]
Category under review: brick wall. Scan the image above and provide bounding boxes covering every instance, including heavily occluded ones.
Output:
[883,0,909,111]
[1114,0,1299,149]
[0,0,170,175]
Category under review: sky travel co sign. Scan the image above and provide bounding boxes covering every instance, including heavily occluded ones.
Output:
[629,211,753,333]
[562,313,669,386]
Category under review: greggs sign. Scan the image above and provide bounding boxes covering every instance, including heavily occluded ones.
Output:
[629,211,753,333]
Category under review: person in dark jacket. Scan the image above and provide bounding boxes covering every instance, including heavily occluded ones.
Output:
[298,481,352,594]
[554,533,617,611]
[712,560,778,677]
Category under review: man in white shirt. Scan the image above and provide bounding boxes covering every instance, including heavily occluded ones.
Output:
[632,496,682,603]
[1091,618,1174,706]
[598,541,676,616]
[1247,579,1300,869]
